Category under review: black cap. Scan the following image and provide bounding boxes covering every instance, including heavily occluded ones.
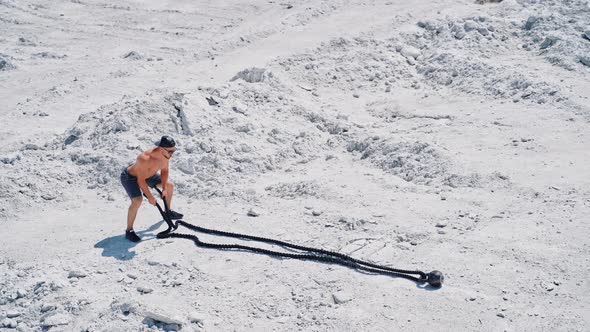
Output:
[157,135,176,148]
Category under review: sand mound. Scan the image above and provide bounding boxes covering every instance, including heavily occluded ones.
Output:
[509,0,590,70]
[230,67,275,83]
[0,80,349,215]
[274,4,584,106]
[347,138,451,185]
[275,37,413,93]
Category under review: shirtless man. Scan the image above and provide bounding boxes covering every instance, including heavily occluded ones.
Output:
[120,135,183,242]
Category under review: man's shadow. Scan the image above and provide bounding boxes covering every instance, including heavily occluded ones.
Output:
[94,221,164,261]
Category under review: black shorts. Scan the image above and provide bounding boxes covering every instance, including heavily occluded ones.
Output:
[120,168,161,199]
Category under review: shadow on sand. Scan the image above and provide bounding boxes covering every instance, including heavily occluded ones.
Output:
[94,220,164,261]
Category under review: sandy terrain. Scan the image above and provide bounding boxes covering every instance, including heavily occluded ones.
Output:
[1,0,589,331]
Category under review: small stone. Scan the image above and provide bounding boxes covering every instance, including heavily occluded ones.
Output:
[583,31,590,41]
[454,30,466,40]
[188,311,207,326]
[440,196,447,201]
[232,104,248,116]
[332,291,352,304]
[397,234,409,242]
[539,36,558,49]
[0,54,16,71]
[217,89,229,99]
[41,313,71,327]
[41,303,57,312]
[6,311,20,318]
[497,312,505,318]
[15,289,27,299]
[205,96,218,106]
[41,194,56,201]
[137,287,153,294]
[477,27,489,36]
[352,93,360,98]
[23,143,40,150]
[464,20,479,32]
[127,273,137,280]
[235,123,254,133]
[311,210,322,216]
[163,323,181,331]
[435,222,447,228]
[247,208,260,217]
[410,241,418,246]
[123,51,143,60]
[553,280,561,286]
[580,56,590,67]
[68,270,87,278]
[49,281,64,291]
[524,16,538,30]
[400,46,421,59]
[115,301,139,315]
[1,319,17,329]
[144,309,183,325]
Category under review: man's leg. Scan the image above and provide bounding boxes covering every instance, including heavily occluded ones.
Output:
[126,197,142,231]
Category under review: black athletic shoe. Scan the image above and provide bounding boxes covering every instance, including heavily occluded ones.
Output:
[168,210,183,220]
[125,229,141,242]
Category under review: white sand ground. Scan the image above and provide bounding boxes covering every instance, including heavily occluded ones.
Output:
[1,0,589,331]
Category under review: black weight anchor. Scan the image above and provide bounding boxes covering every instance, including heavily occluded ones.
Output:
[426,270,444,288]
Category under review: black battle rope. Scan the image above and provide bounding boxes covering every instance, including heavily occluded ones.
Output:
[148,187,444,288]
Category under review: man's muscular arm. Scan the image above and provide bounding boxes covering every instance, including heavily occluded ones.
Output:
[160,164,169,197]
[137,178,155,205]
[134,154,156,204]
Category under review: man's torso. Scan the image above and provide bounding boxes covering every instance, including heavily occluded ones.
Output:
[127,149,166,179]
